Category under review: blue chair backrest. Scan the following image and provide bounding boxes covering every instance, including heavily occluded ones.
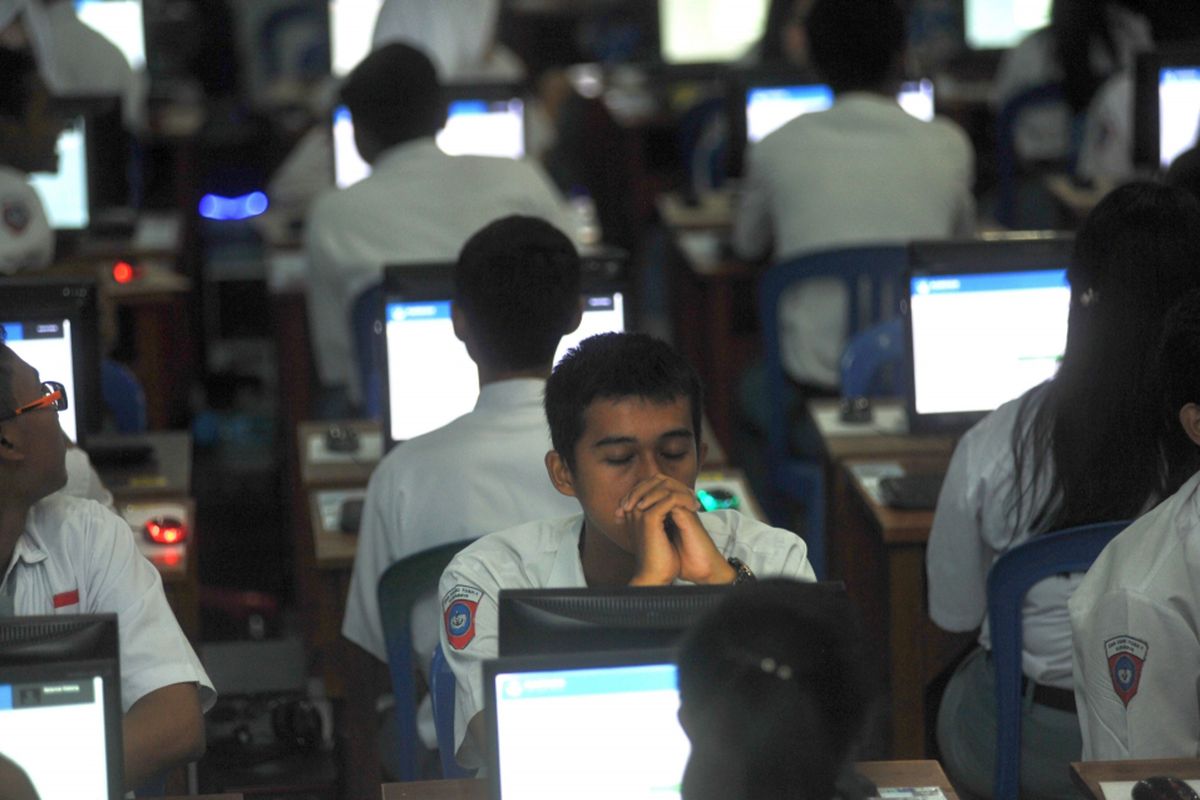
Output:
[994,82,1068,228]
[377,538,476,781]
[839,318,906,400]
[350,284,383,419]
[758,245,908,465]
[430,642,474,779]
[101,359,148,434]
[985,519,1130,800]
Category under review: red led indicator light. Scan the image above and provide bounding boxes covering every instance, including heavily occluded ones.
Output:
[144,517,187,545]
[112,261,136,284]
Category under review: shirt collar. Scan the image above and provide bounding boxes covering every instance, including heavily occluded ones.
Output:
[1,510,50,589]
[474,378,547,412]
[373,138,443,172]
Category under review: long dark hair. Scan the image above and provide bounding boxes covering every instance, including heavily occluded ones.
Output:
[1012,181,1200,535]
[1051,0,1141,113]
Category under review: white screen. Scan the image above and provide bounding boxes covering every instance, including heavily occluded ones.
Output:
[1159,67,1200,168]
[385,292,625,442]
[334,100,527,189]
[0,677,110,800]
[910,270,1069,416]
[659,0,770,65]
[965,0,1051,50]
[74,0,145,70]
[329,0,384,77]
[746,80,932,143]
[2,319,80,443]
[29,118,89,231]
[493,662,689,800]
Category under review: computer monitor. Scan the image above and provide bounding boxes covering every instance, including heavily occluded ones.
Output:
[905,236,1074,434]
[332,87,528,188]
[485,648,688,800]
[74,0,146,70]
[1132,48,1200,171]
[0,614,123,800]
[328,0,384,77]
[0,276,100,446]
[744,78,935,145]
[963,0,1051,50]
[658,0,770,65]
[380,266,627,448]
[29,114,90,231]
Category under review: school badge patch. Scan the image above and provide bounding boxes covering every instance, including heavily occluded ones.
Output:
[1105,635,1148,707]
[443,584,483,650]
[2,199,29,234]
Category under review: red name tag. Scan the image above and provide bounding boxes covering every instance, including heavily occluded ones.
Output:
[52,590,79,608]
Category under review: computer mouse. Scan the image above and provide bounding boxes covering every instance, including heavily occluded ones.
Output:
[324,425,360,454]
[1133,776,1200,800]
[144,516,187,545]
[338,498,365,534]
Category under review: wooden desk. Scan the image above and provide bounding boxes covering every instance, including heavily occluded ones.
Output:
[380,759,957,800]
[297,420,384,488]
[122,498,200,642]
[810,400,968,759]
[91,431,193,503]
[1071,759,1200,800]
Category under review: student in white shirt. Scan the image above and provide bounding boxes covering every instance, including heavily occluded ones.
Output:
[1070,289,1200,760]
[440,333,816,768]
[304,43,569,407]
[339,216,582,781]
[0,46,57,275]
[928,182,1200,800]
[0,343,214,791]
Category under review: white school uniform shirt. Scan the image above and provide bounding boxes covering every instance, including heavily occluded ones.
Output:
[0,166,52,275]
[303,138,571,401]
[926,384,1083,689]
[60,447,115,511]
[0,495,215,713]
[438,510,816,768]
[1069,470,1200,759]
[732,93,975,388]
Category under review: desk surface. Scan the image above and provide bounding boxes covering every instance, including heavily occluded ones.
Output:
[810,399,957,463]
[380,760,956,800]
[1071,759,1200,800]
[91,431,192,501]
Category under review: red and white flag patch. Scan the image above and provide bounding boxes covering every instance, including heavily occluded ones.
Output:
[442,585,483,650]
[1105,635,1148,707]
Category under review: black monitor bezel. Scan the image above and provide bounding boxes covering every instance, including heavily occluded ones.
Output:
[904,234,1074,436]
[0,613,123,800]
[0,275,101,448]
[1133,44,1200,172]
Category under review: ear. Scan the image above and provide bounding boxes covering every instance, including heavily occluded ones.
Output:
[0,427,25,465]
[451,302,470,344]
[564,297,584,335]
[1179,403,1200,447]
[545,450,577,498]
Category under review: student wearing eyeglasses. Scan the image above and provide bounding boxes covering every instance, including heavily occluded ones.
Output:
[0,344,215,790]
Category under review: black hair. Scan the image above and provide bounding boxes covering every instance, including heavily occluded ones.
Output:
[759,0,807,66]
[453,215,582,372]
[544,333,703,470]
[0,334,13,413]
[0,47,39,121]
[1155,290,1200,491]
[1166,145,1200,203]
[805,0,905,94]
[1051,0,1140,113]
[676,580,877,800]
[1012,181,1200,534]
[339,43,445,151]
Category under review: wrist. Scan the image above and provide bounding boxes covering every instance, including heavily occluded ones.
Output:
[692,559,737,585]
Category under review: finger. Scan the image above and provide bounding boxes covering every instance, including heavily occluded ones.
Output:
[617,474,670,515]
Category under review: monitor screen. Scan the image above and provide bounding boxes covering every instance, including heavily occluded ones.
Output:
[333,96,527,188]
[906,238,1073,433]
[1158,66,1200,169]
[745,79,934,143]
[0,277,99,446]
[382,289,626,444]
[486,649,689,800]
[29,115,89,231]
[0,615,123,800]
[964,0,1051,50]
[659,0,770,65]
[74,0,146,70]
[328,0,384,77]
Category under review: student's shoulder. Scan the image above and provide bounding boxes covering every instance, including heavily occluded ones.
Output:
[443,514,582,589]
[29,494,131,550]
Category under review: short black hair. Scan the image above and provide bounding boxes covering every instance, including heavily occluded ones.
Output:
[1156,289,1200,489]
[453,215,581,371]
[544,333,703,470]
[806,0,905,93]
[0,48,39,121]
[339,43,445,150]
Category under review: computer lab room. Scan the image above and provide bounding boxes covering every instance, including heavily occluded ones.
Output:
[4,0,1200,799]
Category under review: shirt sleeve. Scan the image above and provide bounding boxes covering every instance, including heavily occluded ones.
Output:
[926,435,992,632]
[83,506,215,713]
[731,145,773,262]
[438,554,500,770]
[341,469,397,663]
[1073,589,1200,759]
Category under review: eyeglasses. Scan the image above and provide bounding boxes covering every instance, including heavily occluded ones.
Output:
[0,381,68,425]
